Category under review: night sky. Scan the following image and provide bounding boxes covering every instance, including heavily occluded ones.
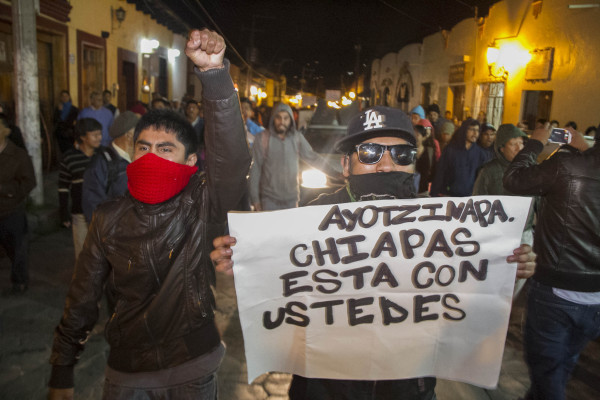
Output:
[171,0,498,91]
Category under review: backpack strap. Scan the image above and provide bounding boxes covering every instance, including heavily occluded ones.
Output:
[260,130,270,159]
[100,146,121,195]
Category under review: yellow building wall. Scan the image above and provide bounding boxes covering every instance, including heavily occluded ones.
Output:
[372,0,600,129]
[67,0,185,107]
[476,0,600,128]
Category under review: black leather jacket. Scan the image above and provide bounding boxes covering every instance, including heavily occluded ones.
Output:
[49,62,251,387]
[504,140,600,291]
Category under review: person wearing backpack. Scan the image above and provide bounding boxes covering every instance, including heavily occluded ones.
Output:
[82,111,139,223]
[248,103,342,211]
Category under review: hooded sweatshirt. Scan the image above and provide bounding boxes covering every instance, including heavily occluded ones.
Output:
[248,103,340,206]
[410,105,425,120]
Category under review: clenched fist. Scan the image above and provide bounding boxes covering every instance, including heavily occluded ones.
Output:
[185,29,226,72]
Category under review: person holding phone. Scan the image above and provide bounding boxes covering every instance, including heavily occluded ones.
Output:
[504,124,600,400]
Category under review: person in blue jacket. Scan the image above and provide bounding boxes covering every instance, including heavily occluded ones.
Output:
[430,118,491,197]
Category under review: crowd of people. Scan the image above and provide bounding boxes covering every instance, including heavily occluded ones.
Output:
[0,27,598,400]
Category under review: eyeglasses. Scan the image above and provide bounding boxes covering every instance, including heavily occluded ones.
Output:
[352,143,417,165]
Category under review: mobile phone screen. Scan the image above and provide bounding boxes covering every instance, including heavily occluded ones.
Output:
[548,128,571,144]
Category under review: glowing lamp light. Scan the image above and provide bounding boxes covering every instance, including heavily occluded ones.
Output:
[348,91,356,99]
[141,38,159,54]
[500,43,532,73]
[487,41,532,79]
[341,96,352,106]
[250,85,258,97]
[259,91,267,99]
[486,46,500,64]
[168,49,180,63]
[301,169,328,189]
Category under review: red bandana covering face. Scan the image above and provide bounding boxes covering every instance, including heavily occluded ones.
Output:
[127,153,198,204]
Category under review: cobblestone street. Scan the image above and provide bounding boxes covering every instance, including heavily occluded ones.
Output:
[1,173,599,399]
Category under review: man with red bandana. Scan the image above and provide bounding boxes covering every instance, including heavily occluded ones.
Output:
[47,29,251,400]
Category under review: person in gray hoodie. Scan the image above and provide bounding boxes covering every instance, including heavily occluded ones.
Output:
[249,103,341,211]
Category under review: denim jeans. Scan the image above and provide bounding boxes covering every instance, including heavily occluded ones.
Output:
[524,280,600,400]
[102,372,217,400]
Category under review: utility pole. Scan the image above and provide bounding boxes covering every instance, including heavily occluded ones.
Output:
[12,0,43,205]
[354,43,362,95]
[245,15,257,98]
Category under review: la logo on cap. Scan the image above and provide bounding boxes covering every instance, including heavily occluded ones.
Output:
[363,109,385,130]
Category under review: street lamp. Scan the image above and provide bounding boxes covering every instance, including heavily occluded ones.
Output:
[486,46,508,80]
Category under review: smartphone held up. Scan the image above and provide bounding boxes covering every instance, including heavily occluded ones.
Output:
[548,128,572,144]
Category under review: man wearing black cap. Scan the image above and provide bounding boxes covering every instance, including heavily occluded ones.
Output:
[82,111,139,223]
[211,106,536,400]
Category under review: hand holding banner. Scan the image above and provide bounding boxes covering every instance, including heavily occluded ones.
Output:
[228,196,531,388]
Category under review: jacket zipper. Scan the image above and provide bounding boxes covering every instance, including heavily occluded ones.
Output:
[146,215,161,287]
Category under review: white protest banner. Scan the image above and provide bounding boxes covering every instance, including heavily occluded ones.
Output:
[228,196,531,388]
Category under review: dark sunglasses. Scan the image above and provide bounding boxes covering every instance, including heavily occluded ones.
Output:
[352,143,417,165]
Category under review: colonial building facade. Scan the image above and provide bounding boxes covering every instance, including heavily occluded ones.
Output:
[369,0,600,131]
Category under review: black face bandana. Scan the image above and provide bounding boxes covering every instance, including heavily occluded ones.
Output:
[347,171,416,201]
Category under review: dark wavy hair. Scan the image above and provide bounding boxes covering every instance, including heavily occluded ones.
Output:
[74,118,102,143]
[448,118,480,149]
[133,109,198,157]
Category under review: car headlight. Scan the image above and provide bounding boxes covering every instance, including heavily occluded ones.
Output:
[301,169,328,188]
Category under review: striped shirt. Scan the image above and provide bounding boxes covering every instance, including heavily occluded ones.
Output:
[58,148,92,222]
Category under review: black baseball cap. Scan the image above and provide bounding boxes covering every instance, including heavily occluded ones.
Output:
[335,106,416,153]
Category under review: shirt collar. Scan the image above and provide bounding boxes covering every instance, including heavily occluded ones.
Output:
[112,142,131,163]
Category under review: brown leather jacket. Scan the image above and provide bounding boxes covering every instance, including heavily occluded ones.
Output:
[49,62,251,387]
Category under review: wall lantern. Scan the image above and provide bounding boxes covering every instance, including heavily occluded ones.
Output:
[486,41,532,80]
[486,45,508,80]
[115,7,126,25]
[111,6,127,31]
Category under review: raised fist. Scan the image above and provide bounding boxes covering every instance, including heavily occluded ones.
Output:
[185,29,226,72]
